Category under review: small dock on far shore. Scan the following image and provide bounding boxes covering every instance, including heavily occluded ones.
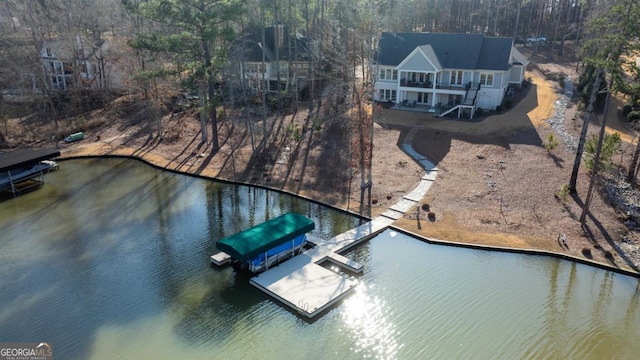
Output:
[0,148,60,195]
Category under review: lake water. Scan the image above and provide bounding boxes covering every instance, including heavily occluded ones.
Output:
[0,158,639,359]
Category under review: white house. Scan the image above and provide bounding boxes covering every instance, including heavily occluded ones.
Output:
[373,32,529,118]
[40,37,94,91]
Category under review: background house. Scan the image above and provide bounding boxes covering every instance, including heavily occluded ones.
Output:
[373,32,529,118]
[231,25,317,95]
[40,37,95,91]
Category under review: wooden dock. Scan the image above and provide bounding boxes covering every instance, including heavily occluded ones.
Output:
[250,219,388,318]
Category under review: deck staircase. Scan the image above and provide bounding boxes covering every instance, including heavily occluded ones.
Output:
[438,82,480,118]
[463,88,478,105]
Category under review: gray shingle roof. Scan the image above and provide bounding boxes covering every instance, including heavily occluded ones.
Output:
[0,148,60,172]
[238,26,314,63]
[375,32,513,71]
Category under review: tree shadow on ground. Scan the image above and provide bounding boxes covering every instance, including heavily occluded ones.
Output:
[548,152,565,168]
[571,192,640,273]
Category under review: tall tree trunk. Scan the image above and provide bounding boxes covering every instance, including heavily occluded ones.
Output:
[513,0,522,39]
[305,0,314,115]
[580,75,614,225]
[202,34,219,151]
[199,87,208,143]
[627,135,640,183]
[355,86,367,218]
[274,1,282,113]
[569,68,602,193]
[260,4,268,140]
[208,74,219,151]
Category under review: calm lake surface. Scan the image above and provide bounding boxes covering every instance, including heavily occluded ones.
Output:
[0,158,639,359]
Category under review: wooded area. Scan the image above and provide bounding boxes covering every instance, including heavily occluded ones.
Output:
[0,0,639,184]
[0,0,622,125]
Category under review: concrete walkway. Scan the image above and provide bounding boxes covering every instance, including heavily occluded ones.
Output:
[378,125,437,223]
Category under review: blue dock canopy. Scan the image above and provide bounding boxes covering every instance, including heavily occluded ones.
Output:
[216,213,315,262]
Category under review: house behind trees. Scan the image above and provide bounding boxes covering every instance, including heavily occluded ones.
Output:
[231,25,318,96]
[40,37,95,91]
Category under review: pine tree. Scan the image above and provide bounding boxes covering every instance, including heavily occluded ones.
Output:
[124,0,243,151]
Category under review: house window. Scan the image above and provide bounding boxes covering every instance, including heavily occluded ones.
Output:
[53,61,64,75]
[480,73,494,86]
[51,75,66,90]
[381,89,396,102]
[45,48,53,57]
[450,70,463,85]
[379,68,397,81]
[247,63,264,73]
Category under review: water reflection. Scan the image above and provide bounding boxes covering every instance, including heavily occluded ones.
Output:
[341,283,401,359]
[0,158,638,359]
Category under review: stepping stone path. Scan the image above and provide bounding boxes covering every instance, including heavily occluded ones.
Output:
[376,125,437,223]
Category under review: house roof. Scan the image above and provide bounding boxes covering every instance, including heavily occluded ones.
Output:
[216,213,315,262]
[0,148,60,172]
[375,32,515,71]
[238,26,314,63]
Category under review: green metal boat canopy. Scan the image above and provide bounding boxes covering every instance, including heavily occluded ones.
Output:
[216,213,315,262]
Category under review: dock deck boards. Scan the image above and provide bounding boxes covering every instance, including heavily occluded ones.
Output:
[250,219,388,318]
[251,256,356,317]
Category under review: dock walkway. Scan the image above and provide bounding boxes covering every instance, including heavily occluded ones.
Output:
[251,220,387,318]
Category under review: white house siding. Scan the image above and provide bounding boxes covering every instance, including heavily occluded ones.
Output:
[470,71,509,110]
[509,65,525,84]
[462,71,473,85]
[374,66,398,102]
[476,87,503,110]
[398,53,436,72]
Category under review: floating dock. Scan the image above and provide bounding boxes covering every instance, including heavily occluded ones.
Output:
[250,219,388,318]
[210,251,231,266]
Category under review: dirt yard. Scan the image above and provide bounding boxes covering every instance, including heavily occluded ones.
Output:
[3,42,639,273]
[391,42,640,272]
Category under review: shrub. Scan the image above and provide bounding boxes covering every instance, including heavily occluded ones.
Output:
[623,104,633,117]
[556,184,570,201]
[544,133,559,152]
[627,110,640,123]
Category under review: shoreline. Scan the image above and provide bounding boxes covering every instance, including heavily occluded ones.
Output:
[58,148,640,278]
